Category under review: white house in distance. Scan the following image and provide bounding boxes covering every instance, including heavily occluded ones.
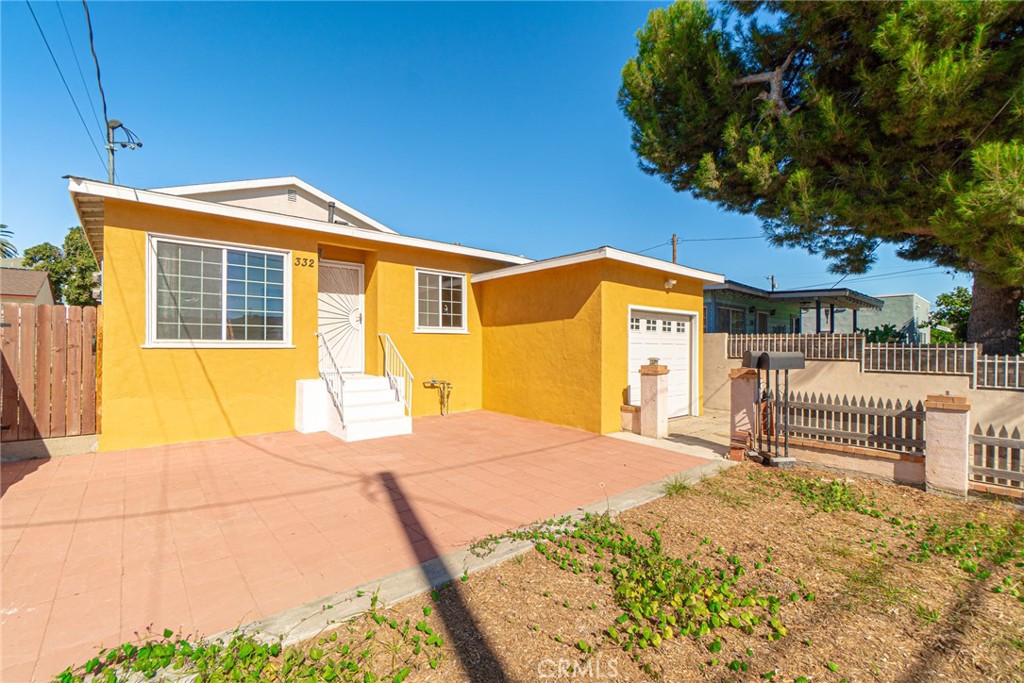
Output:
[801,293,932,342]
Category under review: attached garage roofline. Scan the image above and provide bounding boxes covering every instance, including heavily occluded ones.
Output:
[472,246,724,284]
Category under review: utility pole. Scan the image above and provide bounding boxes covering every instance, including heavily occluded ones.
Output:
[671,233,678,264]
[105,119,143,184]
[766,275,777,291]
[107,120,116,183]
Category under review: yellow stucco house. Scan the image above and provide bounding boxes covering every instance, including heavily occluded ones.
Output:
[68,176,724,451]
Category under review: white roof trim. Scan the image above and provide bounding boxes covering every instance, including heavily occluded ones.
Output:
[150,176,399,234]
[472,246,724,284]
[67,177,532,266]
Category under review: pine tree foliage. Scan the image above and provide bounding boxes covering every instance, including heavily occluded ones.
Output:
[620,1,1024,352]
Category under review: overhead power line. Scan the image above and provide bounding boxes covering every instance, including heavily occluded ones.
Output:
[636,234,763,254]
[678,235,762,243]
[790,265,944,291]
[636,240,671,255]
[81,0,108,126]
[55,0,104,140]
[25,0,106,171]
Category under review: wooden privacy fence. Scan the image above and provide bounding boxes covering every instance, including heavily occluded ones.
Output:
[1,303,98,442]
[969,424,1023,496]
[784,392,926,457]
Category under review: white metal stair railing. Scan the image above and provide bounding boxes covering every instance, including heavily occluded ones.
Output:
[379,333,414,417]
[316,332,346,427]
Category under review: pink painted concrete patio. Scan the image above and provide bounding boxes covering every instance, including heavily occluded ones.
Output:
[1,411,709,682]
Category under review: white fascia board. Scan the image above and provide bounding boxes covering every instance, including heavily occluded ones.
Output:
[151,176,399,235]
[67,177,532,266]
[472,246,725,284]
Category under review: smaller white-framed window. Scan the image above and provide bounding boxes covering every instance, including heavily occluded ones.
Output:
[645,319,657,332]
[629,317,641,331]
[415,268,467,333]
[676,321,687,334]
[661,320,672,333]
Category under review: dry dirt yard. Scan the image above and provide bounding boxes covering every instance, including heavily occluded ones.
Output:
[320,465,1024,683]
[56,465,1024,683]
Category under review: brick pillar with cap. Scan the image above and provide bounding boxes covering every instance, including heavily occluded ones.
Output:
[924,394,971,498]
[729,368,758,461]
[640,362,669,439]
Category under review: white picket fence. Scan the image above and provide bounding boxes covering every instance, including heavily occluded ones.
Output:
[970,424,1024,494]
[785,392,926,456]
[727,333,861,360]
[727,334,1023,391]
[976,354,1024,391]
[861,342,976,375]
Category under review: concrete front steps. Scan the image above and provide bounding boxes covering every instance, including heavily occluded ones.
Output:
[295,374,412,442]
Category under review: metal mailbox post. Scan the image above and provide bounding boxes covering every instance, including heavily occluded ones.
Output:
[741,351,806,465]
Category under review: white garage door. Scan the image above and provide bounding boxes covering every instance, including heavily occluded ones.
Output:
[628,310,693,417]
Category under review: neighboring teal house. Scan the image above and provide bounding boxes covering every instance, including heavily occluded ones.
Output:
[704,280,883,334]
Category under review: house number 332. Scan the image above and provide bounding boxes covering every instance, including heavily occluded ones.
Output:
[294,257,316,267]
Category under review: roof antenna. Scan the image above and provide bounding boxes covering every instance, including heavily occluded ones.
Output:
[106,119,142,183]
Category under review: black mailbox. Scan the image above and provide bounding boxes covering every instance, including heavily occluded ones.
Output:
[742,351,806,370]
[757,351,805,370]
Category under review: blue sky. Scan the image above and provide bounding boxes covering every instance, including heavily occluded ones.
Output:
[2,1,966,302]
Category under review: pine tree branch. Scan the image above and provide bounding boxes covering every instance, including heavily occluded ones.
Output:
[734,51,798,116]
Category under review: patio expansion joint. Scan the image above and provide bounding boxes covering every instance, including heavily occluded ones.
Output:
[211,457,735,648]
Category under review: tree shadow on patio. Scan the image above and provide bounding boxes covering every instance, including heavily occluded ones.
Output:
[377,470,509,682]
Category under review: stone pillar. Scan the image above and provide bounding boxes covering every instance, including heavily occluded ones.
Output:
[729,368,758,461]
[924,394,971,498]
[639,363,669,439]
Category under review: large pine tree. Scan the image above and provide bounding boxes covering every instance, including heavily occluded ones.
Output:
[620,1,1024,353]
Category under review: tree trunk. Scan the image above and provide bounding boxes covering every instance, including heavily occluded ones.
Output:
[967,277,1022,355]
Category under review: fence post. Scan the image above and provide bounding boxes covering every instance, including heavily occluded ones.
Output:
[923,394,971,498]
[970,343,979,389]
[729,368,758,461]
[639,362,669,439]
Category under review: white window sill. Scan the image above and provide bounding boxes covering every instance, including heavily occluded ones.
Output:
[413,327,470,335]
[142,342,296,349]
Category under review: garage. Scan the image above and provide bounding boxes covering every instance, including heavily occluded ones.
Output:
[628,308,696,417]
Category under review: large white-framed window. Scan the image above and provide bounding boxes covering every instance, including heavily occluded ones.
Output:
[145,234,292,348]
[415,268,467,333]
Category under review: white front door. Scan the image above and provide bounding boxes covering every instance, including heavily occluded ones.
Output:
[318,261,364,373]
[628,310,694,417]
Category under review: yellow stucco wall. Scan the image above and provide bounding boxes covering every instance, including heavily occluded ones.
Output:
[478,260,706,434]
[99,201,508,450]
[478,263,606,432]
[100,200,320,451]
[598,262,705,433]
[341,245,492,418]
[98,198,708,449]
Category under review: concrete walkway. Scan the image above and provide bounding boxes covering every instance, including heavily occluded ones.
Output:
[1,411,715,681]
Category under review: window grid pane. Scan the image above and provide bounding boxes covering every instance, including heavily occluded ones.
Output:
[225,249,285,341]
[155,240,285,343]
[155,242,222,341]
[417,272,463,329]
